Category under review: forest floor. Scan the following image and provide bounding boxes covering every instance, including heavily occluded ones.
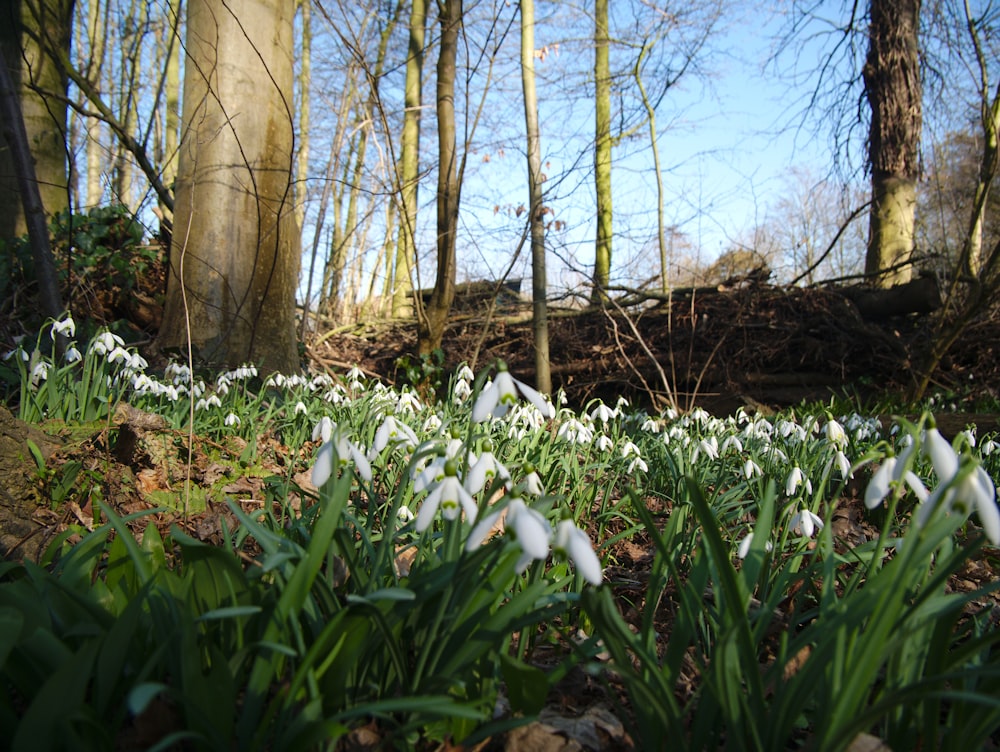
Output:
[6,277,1000,750]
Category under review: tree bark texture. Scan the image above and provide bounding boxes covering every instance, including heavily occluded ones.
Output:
[0,0,73,242]
[418,0,461,356]
[160,0,300,374]
[863,0,922,287]
[392,0,426,319]
[592,0,612,302]
[521,0,551,394]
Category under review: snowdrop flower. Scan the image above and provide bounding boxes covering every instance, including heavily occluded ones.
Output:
[720,435,743,455]
[590,401,617,424]
[456,363,475,382]
[785,467,810,497]
[313,416,335,444]
[595,434,614,453]
[467,497,551,574]
[50,315,75,339]
[864,457,895,508]
[233,364,257,380]
[824,418,848,448]
[416,460,478,531]
[923,424,959,482]
[744,458,762,479]
[627,456,649,474]
[312,431,372,486]
[980,438,996,456]
[453,378,473,402]
[554,519,603,585]
[691,436,719,464]
[64,345,82,363]
[421,413,442,433]
[90,331,125,357]
[369,415,419,458]
[30,360,50,386]
[828,449,853,479]
[621,440,642,459]
[224,413,241,427]
[557,418,593,445]
[397,505,415,524]
[519,463,545,496]
[737,532,773,559]
[472,361,554,422]
[790,508,824,537]
[465,441,511,494]
[640,417,660,433]
[397,390,422,413]
[294,401,309,416]
[915,457,999,544]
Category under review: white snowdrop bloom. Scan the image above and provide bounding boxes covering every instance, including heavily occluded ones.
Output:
[824,419,848,448]
[981,438,997,457]
[3,347,27,362]
[472,363,554,423]
[456,364,475,382]
[132,373,155,393]
[312,416,335,444]
[397,390,422,413]
[312,432,373,487]
[590,401,617,424]
[557,418,593,445]
[224,413,241,427]
[640,417,660,433]
[90,331,125,357]
[453,378,473,402]
[30,360,50,386]
[370,415,420,458]
[916,462,999,544]
[554,519,603,585]
[520,465,545,496]
[621,440,642,459]
[737,532,773,559]
[465,445,512,495]
[64,345,82,363]
[720,435,743,455]
[294,401,309,416]
[50,315,76,339]
[234,364,258,380]
[829,450,853,479]
[790,508,824,538]
[923,425,959,482]
[422,413,443,433]
[322,387,346,405]
[864,457,898,509]
[958,429,976,449]
[691,436,719,464]
[267,373,286,388]
[416,461,478,531]
[396,505,415,524]
[595,434,614,453]
[766,445,788,464]
[744,458,762,479]
[627,456,649,474]
[785,467,807,497]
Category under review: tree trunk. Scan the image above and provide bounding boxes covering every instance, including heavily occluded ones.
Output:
[863,0,921,288]
[592,0,612,303]
[159,0,300,374]
[391,0,427,319]
[84,0,106,208]
[418,0,461,356]
[0,0,73,242]
[520,0,550,395]
[294,0,311,235]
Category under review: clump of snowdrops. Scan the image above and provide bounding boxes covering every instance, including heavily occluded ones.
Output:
[4,314,1000,750]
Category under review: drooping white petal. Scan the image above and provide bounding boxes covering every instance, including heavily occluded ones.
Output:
[924,427,959,482]
[471,381,500,423]
[513,377,554,419]
[312,441,334,488]
[508,499,551,563]
[865,457,897,509]
[554,520,603,585]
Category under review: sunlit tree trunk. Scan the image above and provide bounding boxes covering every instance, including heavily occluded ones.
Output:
[84,0,106,207]
[162,0,181,216]
[418,0,461,355]
[112,0,144,210]
[863,0,921,287]
[391,0,426,319]
[159,0,300,373]
[520,0,550,394]
[0,0,73,242]
[592,0,612,303]
[294,0,310,234]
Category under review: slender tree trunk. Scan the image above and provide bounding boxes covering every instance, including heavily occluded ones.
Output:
[159,0,300,374]
[634,42,669,295]
[0,45,64,321]
[863,0,921,288]
[84,0,106,207]
[418,0,461,356]
[520,0,550,394]
[592,0,612,303]
[294,0,310,234]
[391,0,427,319]
[0,0,73,242]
